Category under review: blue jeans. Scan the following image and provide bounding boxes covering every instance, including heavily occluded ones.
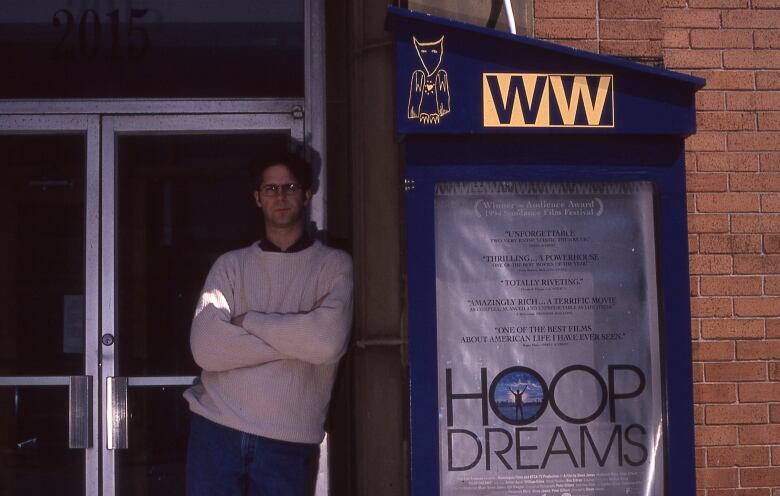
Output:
[186,414,320,496]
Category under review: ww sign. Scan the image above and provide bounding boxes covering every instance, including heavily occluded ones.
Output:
[483,73,614,128]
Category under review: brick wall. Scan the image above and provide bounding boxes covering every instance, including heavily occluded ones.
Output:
[534,1,780,494]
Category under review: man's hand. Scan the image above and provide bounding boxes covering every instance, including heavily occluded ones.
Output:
[312,293,329,311]
[231,313,247,327]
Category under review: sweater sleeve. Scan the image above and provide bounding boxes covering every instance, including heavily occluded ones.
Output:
[242,251,353,365]
[190,254,289,372]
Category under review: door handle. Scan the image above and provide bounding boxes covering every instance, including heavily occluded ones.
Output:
[106,376,128,450]
[68,376,92,449]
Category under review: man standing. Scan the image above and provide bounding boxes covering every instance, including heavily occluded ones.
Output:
[183,150,353,495]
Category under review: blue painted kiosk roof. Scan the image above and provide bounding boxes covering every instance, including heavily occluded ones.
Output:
[387,6,705,136]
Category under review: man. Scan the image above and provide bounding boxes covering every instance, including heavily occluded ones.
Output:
[183,150,353,495]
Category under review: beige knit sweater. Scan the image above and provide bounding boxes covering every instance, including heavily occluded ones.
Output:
[183,240,353,444]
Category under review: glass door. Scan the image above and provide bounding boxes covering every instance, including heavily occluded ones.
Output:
[0,113,320,496]
[0,115,100,495]
[100,114,311,496]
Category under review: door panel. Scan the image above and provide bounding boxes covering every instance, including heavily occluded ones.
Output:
[0,114,320,495]
[101,114,307,496]
[115,133,288,377]
[0,118,100,496]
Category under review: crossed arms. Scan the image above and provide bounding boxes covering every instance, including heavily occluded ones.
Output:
[190,253,353,372]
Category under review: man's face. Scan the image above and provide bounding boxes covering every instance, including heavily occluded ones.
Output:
[253,164,311,229]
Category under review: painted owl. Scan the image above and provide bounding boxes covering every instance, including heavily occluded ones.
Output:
[408,36,451,125]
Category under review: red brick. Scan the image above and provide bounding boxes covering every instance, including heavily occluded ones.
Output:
[600,0,661,19]
[755,0,780,5]
[696,467,739,488]
[600,40,662,58]
[707,446,770,467]
[699,234,762,253]
[766,234,780,253]
[698,91,727,110]
[698,152,759,171]
[665,49,723,69]
[741,424,780,445]
[734,297,780,316]
[687,151,698,171]
[535,19,596,39]
[734,255,780,274]
[772,403,780,422]
[770,320,780,338]
[699,112,756,131]
[534,0,596,18]
[697,193,760,212]
[708,490,772,496]
[693,362,705,382]
[693,340,736,360]
[758,113,780,130]
[690,255,733,275]
[737,339,780,359]
[756,72,780,90]
[763,153,780,171]
[664,29,690,48]
[693,296,735,317]
[688,173,728,191]
[724,50,780,70]
[733,216,780,233]
[555,40,599,52]
[695,404,705,424]
[691,29,754,49]
[702,319,765,339]
[701,275,762,295]
[690,234,700,253]
[692,70,755,90]
[741,467,780,488]
[763,195,780,212]
[728,92,780,111]
[691,274,700,296]
[663,9,722,28]
[706,404,768,424]
[768,276,780,294]
[755,31,780,49]
[696,425,738,445]
[723,11,780,29]
[695,383,737,403]
[600,19,662,40]
[696,447,706,467]
[730,173,780,191]
[729,133,780,151]
[689,0,747,5]
[705,361,767,381]
[739,382,780,402]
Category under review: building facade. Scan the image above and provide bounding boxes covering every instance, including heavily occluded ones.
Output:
[0,0,778,494]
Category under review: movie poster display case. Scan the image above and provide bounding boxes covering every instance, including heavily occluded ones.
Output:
[387,7,705,496]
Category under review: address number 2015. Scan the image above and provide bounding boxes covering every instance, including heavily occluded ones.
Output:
[52,8,149,60]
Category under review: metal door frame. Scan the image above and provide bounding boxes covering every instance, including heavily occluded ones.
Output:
[99,113,306,496]
[0,114,101,495]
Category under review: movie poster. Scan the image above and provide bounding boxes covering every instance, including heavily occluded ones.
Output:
[434,181,664,496]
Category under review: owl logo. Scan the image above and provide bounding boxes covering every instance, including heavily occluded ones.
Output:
[408,36,451,125]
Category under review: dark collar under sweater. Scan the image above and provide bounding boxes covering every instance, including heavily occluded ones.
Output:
[257,232,314,253]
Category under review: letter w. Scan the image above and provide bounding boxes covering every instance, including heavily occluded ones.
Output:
[550,75,611,126]
[486,75,547,125]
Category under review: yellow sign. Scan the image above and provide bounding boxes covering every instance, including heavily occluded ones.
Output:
[483,73,614,128]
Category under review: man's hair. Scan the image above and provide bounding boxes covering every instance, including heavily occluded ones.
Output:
[253,149,313,192]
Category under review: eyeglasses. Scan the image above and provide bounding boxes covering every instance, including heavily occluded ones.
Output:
[260,183,302,197]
